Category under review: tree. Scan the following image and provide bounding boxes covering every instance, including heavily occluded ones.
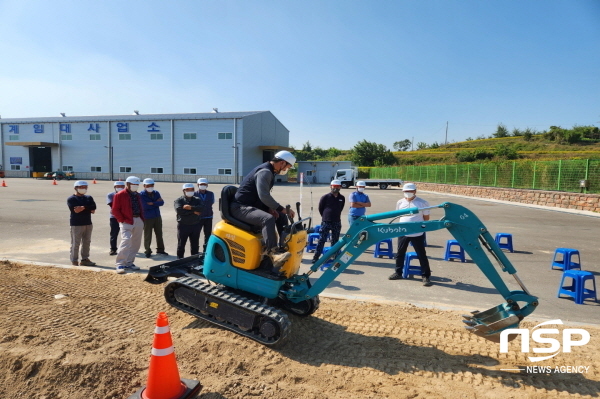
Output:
[302,141,312,152]
[393,139,412,151]
[494,123,510,138]
[416,142,428,150]
[350,140,396,167]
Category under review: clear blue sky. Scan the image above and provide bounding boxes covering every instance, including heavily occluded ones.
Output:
[1,0,599,151]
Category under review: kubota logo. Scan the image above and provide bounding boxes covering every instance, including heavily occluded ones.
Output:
[499,319,590,362]
[377,227,407,234]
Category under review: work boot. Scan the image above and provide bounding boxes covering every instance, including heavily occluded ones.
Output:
[80,259,96,266]
[269,251,291,269]
[422,277,432,286]
[71,261,79,266]
[388,272,403,280]
[109,250,117,256]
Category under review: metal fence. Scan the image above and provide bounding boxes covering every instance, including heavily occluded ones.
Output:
[370,159,600,193]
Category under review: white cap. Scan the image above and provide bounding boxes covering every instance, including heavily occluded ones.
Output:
[182,183,195,189]
[114,181,125,186]
[356,181,366,187]
[331,179,342,186]
[143,178,155,185]
[197,178,209,184]
[402,183,417,191]
[74,181,88,187]
[274,150,296,166]
[125,176,141,184]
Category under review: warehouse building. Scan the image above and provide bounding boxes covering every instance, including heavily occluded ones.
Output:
[0,110,291,183]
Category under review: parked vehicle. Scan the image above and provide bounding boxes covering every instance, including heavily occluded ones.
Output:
[334,168,403,189]
[44,171,75,180]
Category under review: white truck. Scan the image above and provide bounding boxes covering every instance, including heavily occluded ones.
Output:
[334,168,404,190]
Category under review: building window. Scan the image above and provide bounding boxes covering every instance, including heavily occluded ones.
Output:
[9,135,19,140]
[89,134,101,141]
[183,133,197,140]
[218,168,232,175]
[150,133,163,140]
[119,134,131,140]
[10,165,21,170]
[63,166,74,172]
[183,168,197,174]
[61,134,72,140]
[218,132,233,140]
[305,170,313,176]
[151,167,164,174]
[120,166,132,173]
[91,166,102,172]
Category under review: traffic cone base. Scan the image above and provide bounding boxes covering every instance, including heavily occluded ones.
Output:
[127,378,201,399]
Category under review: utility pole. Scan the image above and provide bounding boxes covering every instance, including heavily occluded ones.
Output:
[445,121,448,145]
[411,136,414,151]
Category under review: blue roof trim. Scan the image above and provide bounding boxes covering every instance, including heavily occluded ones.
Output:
[0,111,267,123]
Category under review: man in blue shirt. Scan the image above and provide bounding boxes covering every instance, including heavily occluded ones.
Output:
[194,178,215,252]
[348,181,371,225]
[107,181,125,255]
[67,181,97,266]
[140,178,168,258]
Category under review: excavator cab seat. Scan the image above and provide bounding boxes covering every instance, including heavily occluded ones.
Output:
[219,185,261,234]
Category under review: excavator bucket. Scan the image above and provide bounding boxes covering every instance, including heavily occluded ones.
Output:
[145,254,204,284]
[461,303,522,343]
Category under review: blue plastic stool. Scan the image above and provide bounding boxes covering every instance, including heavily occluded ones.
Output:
[495,233,514,253]
[374,239,394,259]
[314,225,321,234]
[409,232,428,247]
[305,233,319,252]
[558,270,598,304]
[444,239,466,262]
[319,247,335,271]
[551,248,581,271]
[402,252,421,278]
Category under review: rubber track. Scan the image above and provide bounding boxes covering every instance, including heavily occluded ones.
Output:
[164,277,292,348]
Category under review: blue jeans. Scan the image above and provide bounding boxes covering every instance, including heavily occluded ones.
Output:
[348,214,362,226]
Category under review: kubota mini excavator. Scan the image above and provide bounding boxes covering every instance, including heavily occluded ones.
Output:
[146,185,538,347]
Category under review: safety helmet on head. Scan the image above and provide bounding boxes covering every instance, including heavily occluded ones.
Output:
[356,181,366,187]
[74,180,88,187]
[125,176,141,184]
[402,183,417,191]
[331,179,342,186]
[182,183,195,190]
[197,178,209,185]
[114,181,125,186]
[143,178,154,185]
[274,150,296,167]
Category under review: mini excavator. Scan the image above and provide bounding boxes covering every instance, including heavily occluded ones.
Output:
[146,185,538,347]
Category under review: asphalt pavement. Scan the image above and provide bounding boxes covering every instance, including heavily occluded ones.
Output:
[0,177,598,325]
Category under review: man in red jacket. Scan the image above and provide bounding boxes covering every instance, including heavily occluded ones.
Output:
[112,176,145,274]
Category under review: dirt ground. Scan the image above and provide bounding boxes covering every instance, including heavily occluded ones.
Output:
[1,261,598,399]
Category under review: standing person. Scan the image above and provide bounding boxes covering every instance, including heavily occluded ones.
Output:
[389,183,432,286]
[348,181,371,225]
[230,151,296,269]
[194,178,215,252]
[140,178,168,257]
[174,183,203,259]
[112,176,145,274]
[312,180,346,264]
[107,181,125,255]
[67,181,97,266]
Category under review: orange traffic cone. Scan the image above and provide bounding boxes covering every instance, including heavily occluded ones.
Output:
[52,178,57,185]
[1,180,6,187]
[93,178,97,184]
[127,312,201,399]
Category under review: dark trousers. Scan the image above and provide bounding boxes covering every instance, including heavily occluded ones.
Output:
[199,218,213,252]
[177,223,201,259]
[144,216,165,254]
[394,234,431,278]
[109,217,120,252]
[314,220,342,260]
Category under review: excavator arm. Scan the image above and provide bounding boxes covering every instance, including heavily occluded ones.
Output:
[282,202,538,342]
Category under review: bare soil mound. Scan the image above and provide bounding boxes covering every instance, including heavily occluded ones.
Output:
[0,261,598,399]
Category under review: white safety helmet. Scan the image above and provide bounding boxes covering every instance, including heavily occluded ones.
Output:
[182,183,195,190]
[274,150,296,166]
[331,179,342,186]
[197,178,209,185]
[125,176,141,184]
[356,181,366,187]
[143,178,155,185]
[402,183,417,191]
[114,181,125,186]
[74,180,88,187]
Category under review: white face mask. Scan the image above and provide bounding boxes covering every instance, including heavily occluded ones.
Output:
[115,187,124,192]
[357,187,365,193]
[404,192,416,199]
[129,184,139,192]
[145,187,154,193]
[198,185,208,191]
[76,188,87,194]
[184,191,194,197]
